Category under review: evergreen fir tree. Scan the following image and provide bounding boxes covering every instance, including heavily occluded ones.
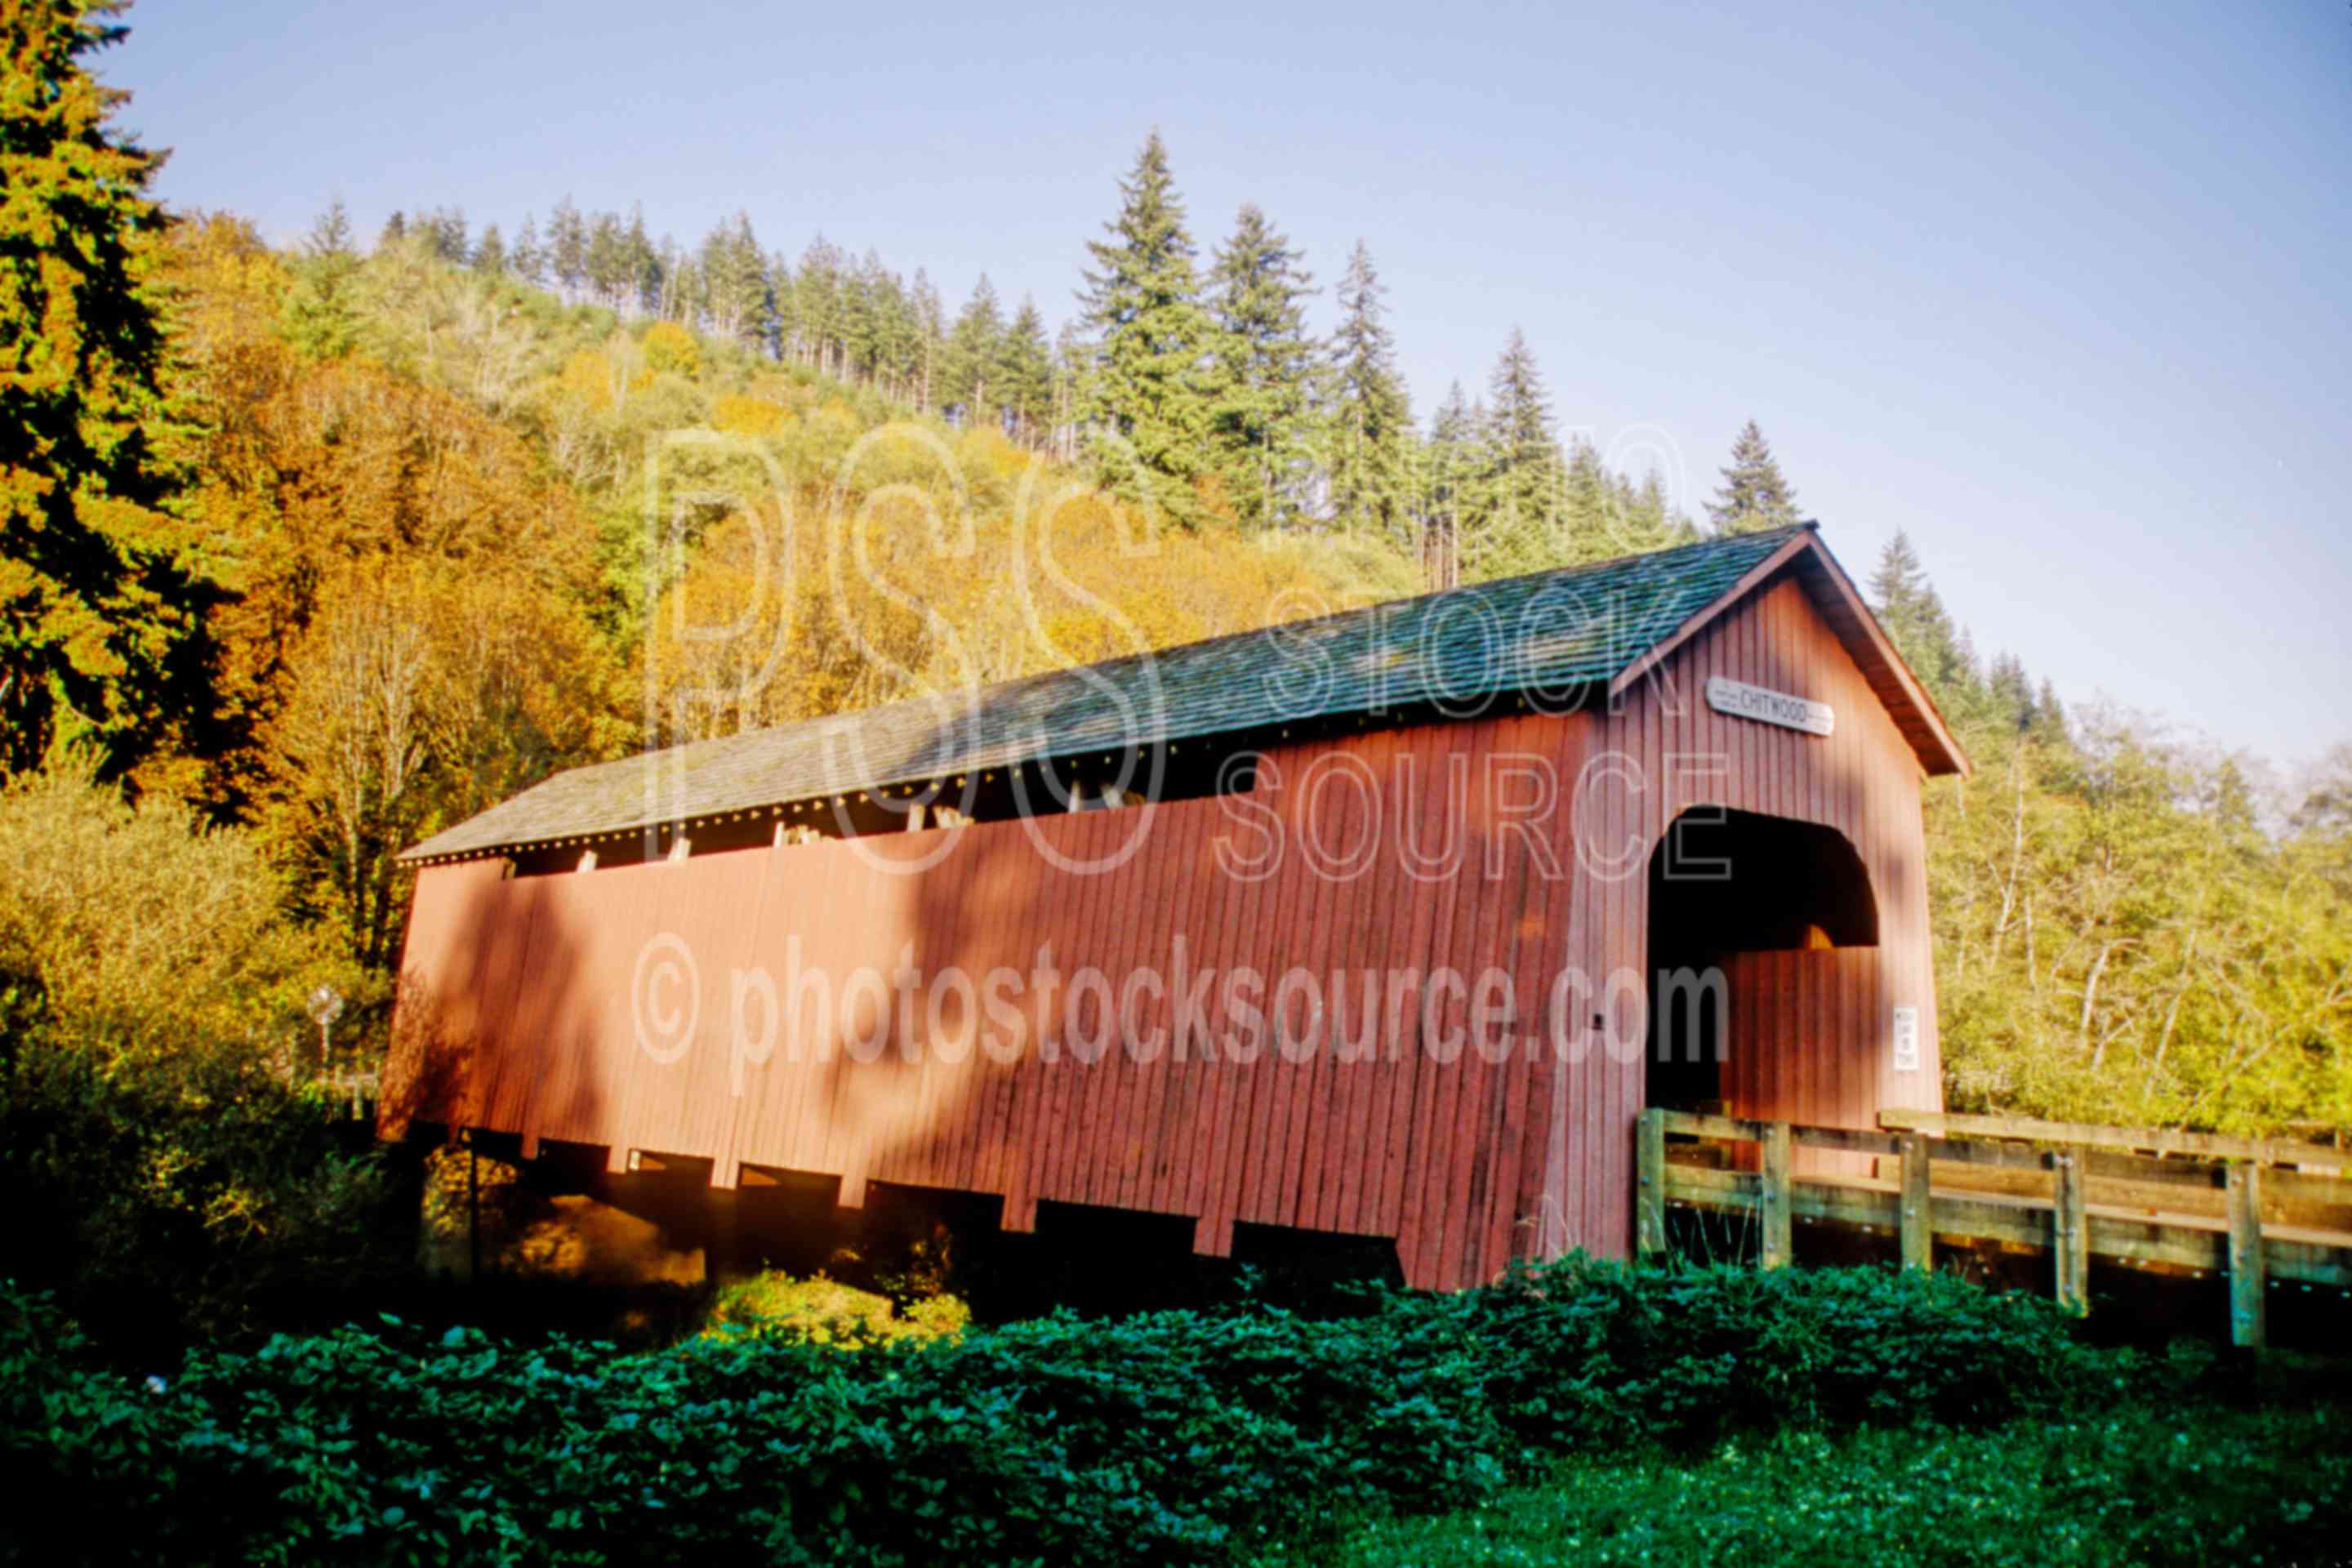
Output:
[0,0,218,772]
[655,237,692,322]
[1465,327,1562,577]
[583,211,626,308]
[1076,131,1218,526]
[418,205,467,263]
[1632,466,1686,544]
[1561,437,1610,548]
[283,197,362,358]
[1325,239,1412,544]
[1416,381,1477,588]
[699,213,769,347]
[776,250,804,364]
[308,196,354,258]
[1987,652,2037,735]
[376,209,407,251]
[1868,530,1977,717]
[1051,320,1087,463]
[2033,677,2069,747]
[910,268,943,410]
[995,296,1054,445]
[943,274,1004,423]
[510,214,544,286]
[1205,203,1319,529]
[625,206,661,315]
[1707,418,1802,535]
[547,197,586,300]
[796,236,844,372]
[471,222,506,276]
[876,265,921,398]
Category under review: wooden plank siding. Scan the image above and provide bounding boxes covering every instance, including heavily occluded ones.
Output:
[384,563,1944,1291]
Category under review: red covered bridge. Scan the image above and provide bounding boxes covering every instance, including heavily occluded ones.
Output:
[385,524,1967,1290]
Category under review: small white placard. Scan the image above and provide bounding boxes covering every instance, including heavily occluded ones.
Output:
[1706,675,1834,737]
[1891,1005,1921,1073]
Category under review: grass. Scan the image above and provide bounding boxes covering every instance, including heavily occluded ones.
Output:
[1279,1401,2350,1567]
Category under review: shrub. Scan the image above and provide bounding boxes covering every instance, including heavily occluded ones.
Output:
[0,1258,2140,1566]
[0,751,332,1055]
[0,1037,404,1348]
[702,1269,969,1346]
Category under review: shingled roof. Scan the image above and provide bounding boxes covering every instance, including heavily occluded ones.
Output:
[403,524,1964,862]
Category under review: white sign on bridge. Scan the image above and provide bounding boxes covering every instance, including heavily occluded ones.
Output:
[1705,676,1834,737]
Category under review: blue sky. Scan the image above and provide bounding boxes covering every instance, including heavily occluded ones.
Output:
[110,0,2349,769]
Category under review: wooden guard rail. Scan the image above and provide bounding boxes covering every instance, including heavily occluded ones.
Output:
[1635,1107,2352,1348]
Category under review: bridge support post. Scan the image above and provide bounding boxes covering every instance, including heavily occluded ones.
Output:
[2052,1149,2088,1315]
[2226,1163,2266,1350]
[1760,1120,1792,1269]
[1636,1108,1668,1259]
[1898,1134,1931,1272]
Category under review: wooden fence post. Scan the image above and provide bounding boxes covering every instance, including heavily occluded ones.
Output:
[1899,1134,1932,1272]
[2051,1148,2088,1316]
[1637,1107,1668,1259]
[2226,1163,2266,1350]
[1761,1120,1793,1270]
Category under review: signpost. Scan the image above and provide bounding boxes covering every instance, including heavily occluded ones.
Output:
[1705,675,1834,737]
[1891,1005,1921,1073]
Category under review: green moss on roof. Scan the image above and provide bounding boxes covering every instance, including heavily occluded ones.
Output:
[403,527,1804,861]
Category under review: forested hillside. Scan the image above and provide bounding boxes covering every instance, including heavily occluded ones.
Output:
[2,6,2344,1156]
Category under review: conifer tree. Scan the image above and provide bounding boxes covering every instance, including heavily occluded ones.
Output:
[1707,417,1802,535]
[2034,677,2069,747]
[283,198,362,359]
[510,213,544,286]
[1205,203,1320,529]
[995,296,1054,446]
[0,0,216,772]
[547,198,586,300]
[1987,652,2037,735]
[1868,530,1977,715]
[624,206,661,315]
[471,222,506,276]
[1416,381,1477,588]
[376,210,406,251]
[1325,239,1412,543]
[417,205,467,263]
[943,274,1004,423]
[840,251,882,381]
[1051,320,1087,463]
[876,264,921,398]
[309,195,354,257]
[765,248,795,362]
[1076,131,1218,526]
[1561,437,1610,544]
[795,236,844,372]
[1464,327,1562,576]
[699,213,769,347]
[910,268,943,410]
[583,211,626,308]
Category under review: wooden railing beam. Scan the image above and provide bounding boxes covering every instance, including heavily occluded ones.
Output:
[1880,1108,2350,1172]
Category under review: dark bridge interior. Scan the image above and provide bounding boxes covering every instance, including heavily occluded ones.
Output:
[1644,808,1878,1111]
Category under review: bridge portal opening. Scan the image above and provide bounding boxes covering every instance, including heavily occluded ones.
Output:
[1644,808,1878,1113]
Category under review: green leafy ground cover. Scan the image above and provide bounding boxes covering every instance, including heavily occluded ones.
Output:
[2,1258,2336,1566]
[1290,1405,2347,1567]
